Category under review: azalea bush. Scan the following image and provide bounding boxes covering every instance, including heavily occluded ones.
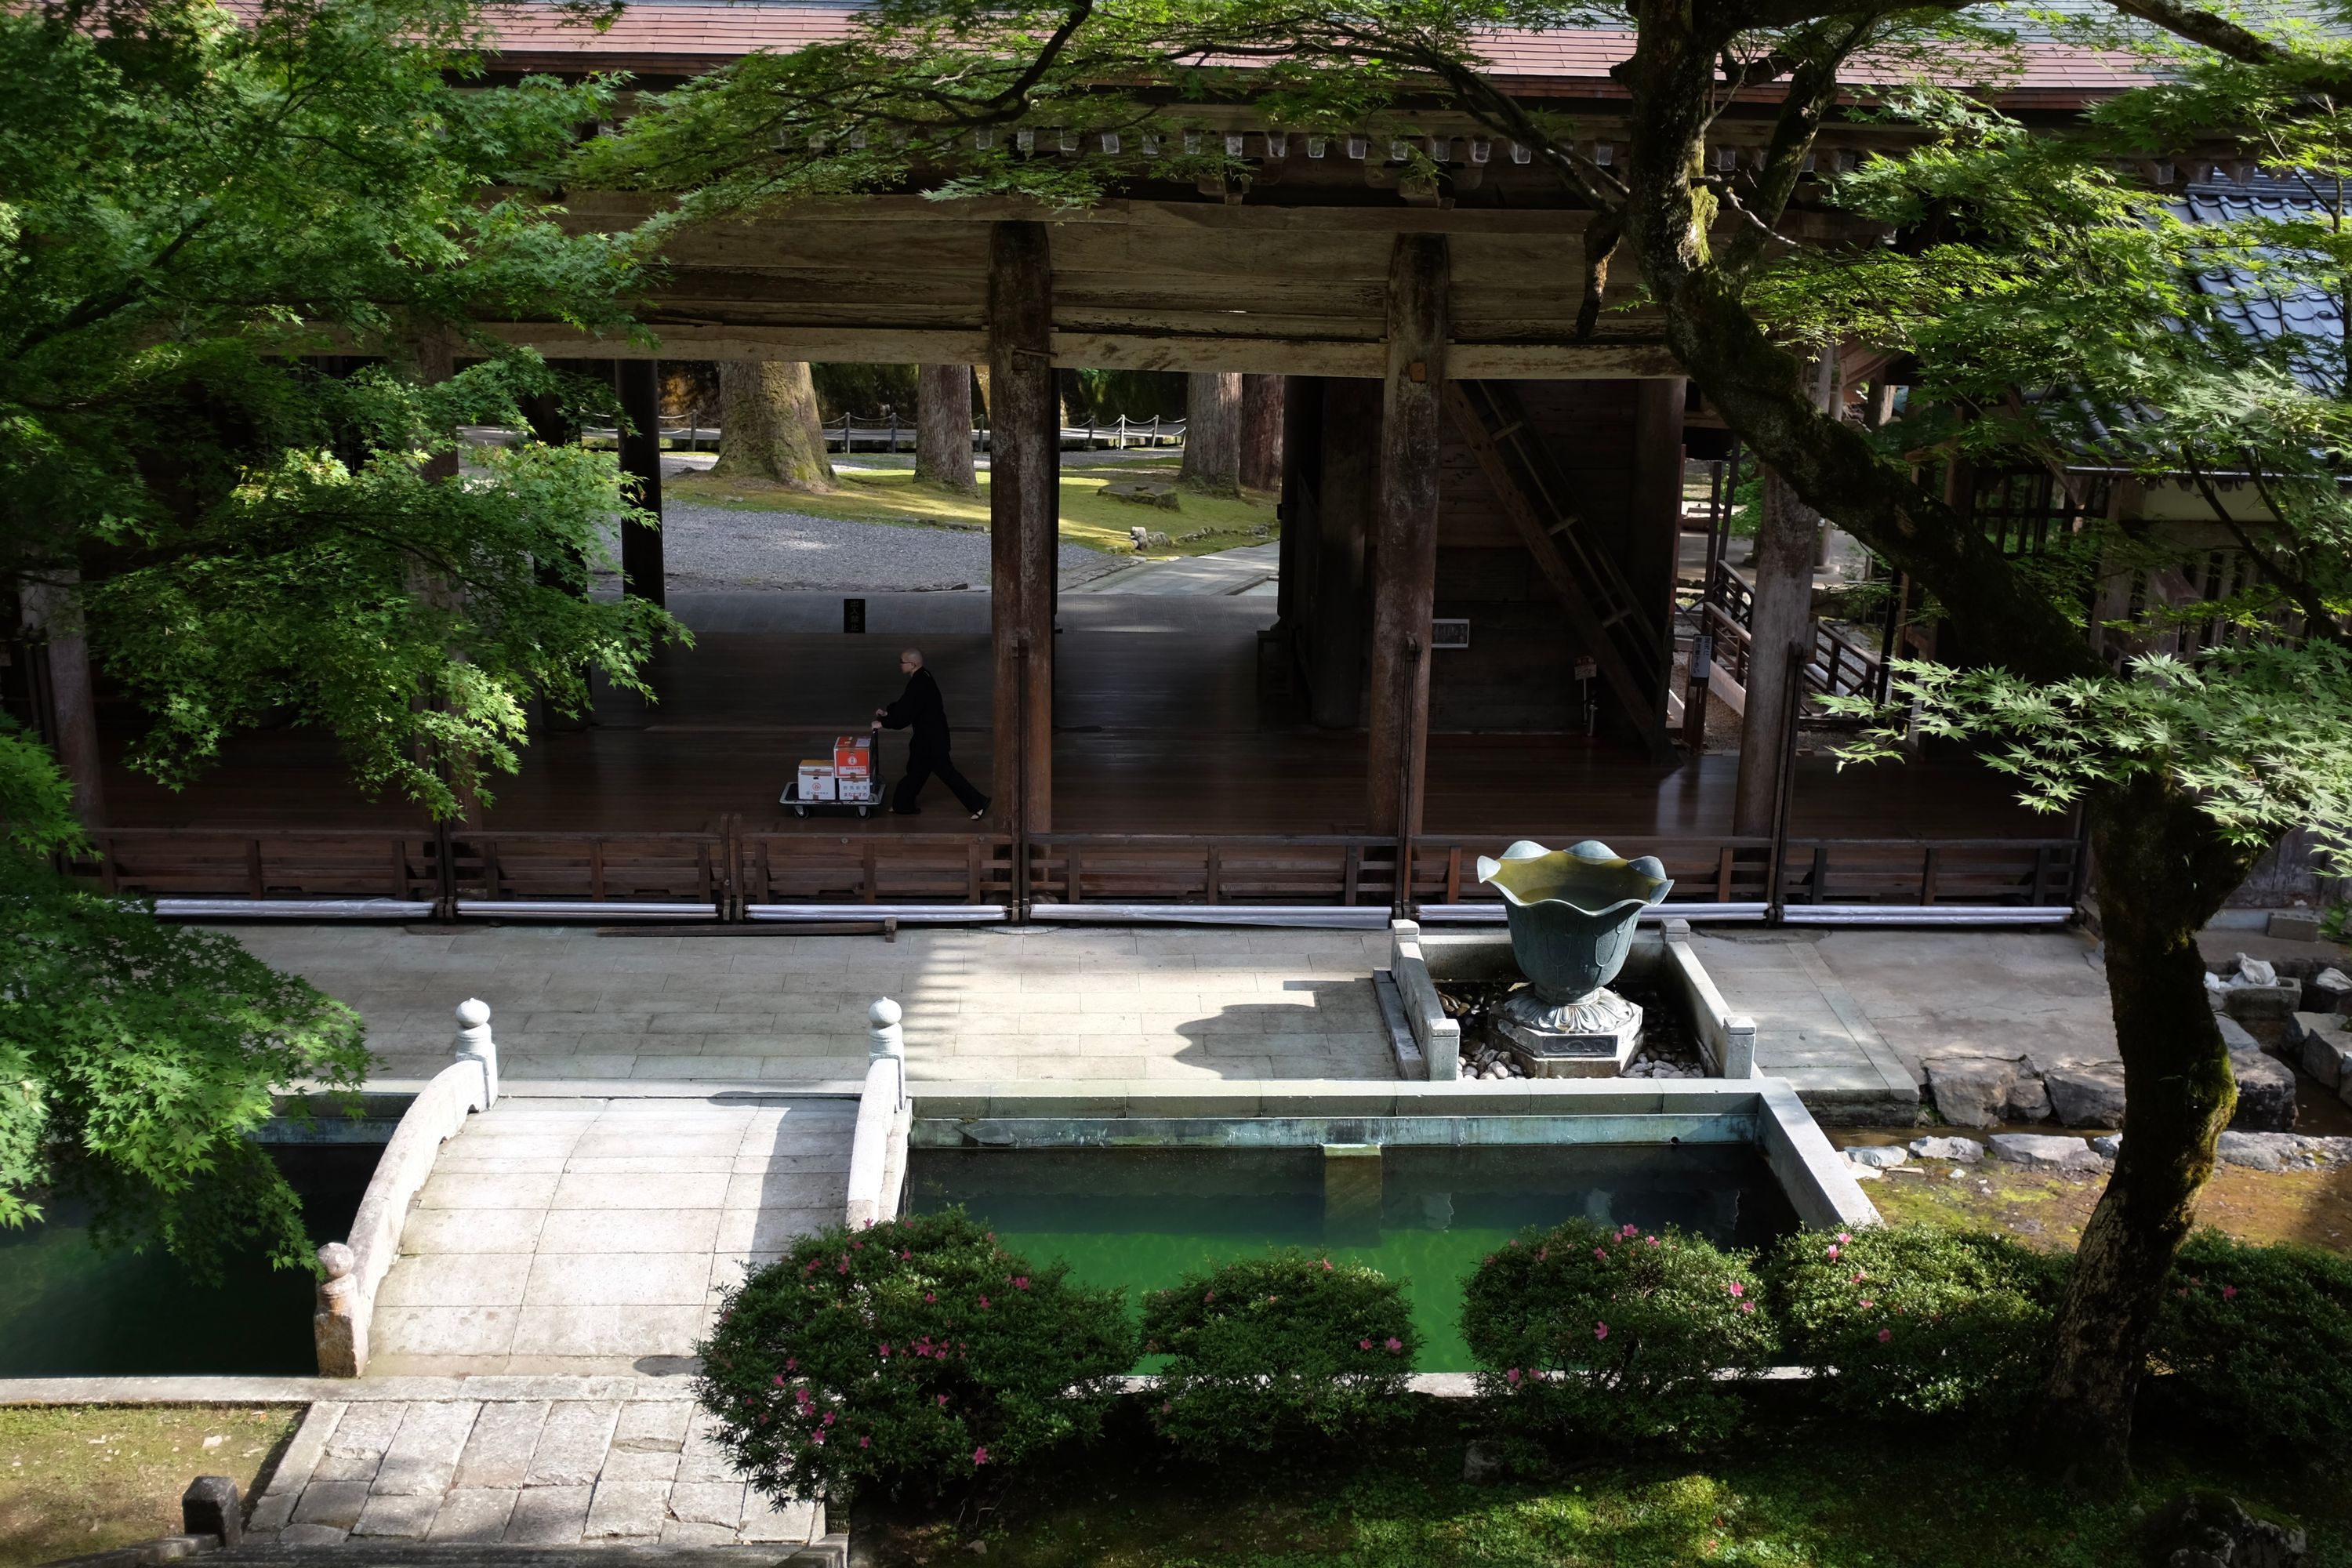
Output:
[695,1209,1134,1504]
[1140,1250,1420,1461]
[1767,1225,2063,1419]
[2143,1232,2352,1452]
[1461,1220,1775,1450]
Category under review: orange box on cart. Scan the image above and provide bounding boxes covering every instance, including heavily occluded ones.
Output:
[833,736,874,779]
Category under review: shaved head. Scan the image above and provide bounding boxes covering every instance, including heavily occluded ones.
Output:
[900,648,924,669]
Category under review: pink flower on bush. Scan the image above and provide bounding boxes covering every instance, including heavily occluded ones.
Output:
[1359,1338,1373,1350]
[978,1296,990,1309]
[1860,1299,1875,1309]
[1851,1272,1865,1285]
[1504,1367,1522,1385]
[772,1374,785,1386]
[1594,1247,1609,1261]
[860,1436,870,1449]
[1385,1337,1403,1353]
[973,1446,989,1466]
[937,1395,949,1407]
[1826,1245,1840,1261]
[1727,1280,1744,1298]
[878,1343,891,1358]
[1740,1301,1756,1314]
[813,1429,826,1445]
[1646,1236,1660,1247]
[822,1411,835,1426]
[1013,1276,1031,1290]
[925,1292,936,1303]
[1322,1258,1334,1271]
[786,1357,797,1370]
[2223,1284,2239,1301]
[1595,1322,1610,1341]
[1877,1327,1893,1343]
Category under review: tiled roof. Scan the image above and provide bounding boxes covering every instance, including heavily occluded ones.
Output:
[482,2,2147,93]
[2171,175,2347,389]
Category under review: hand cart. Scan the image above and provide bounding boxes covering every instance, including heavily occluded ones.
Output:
[781,732,886,818]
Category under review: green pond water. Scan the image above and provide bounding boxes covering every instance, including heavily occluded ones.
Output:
[908,1143,1798,1371]
[0,1144,374,1376]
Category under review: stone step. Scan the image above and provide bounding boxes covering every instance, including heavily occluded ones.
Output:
[212,1541,847,1566]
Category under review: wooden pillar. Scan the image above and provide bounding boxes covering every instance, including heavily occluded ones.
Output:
[987,221,1056,833]
[1632,379,1687,741]
[24,577,105,827]
[1240,373,1287,492]
[1310,378,1378,731]
[1364,234,1450,836]
[615,358,666,608]
[1731,468,1817,836]
[1275,376,1323,628]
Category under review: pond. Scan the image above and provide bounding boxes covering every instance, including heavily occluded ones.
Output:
[907,1143,1798,1371]
[0,1145,375,1377]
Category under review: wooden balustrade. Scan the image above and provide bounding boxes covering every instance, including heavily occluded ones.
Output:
[68,826,2082,916]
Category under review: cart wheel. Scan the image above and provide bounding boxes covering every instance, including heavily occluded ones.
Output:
[794,804,808,818]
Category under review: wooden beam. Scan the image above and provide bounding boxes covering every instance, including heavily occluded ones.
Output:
[613,358,666,608]
[1365,234,1449,837]
[988,220,1057,836]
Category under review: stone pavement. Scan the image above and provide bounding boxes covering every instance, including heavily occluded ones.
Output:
[1691,927,2116,1117]
[370,1096,852,1377]
[243,1390,828,1548]
[232,924,1395,1091]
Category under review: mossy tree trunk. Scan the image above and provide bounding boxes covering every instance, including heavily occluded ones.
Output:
[1180,371,1242,495]
[1607,0,2260,1485]
[711,360,834,490]
[916,364,978,495]
[1240,373,1287,492]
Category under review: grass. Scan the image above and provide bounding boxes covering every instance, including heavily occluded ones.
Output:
[0,1405,299,1567]
[865,1397,2351,1566]
[666,459,1279,559]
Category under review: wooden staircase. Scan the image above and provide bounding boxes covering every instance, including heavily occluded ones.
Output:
[1443,379,1680,763]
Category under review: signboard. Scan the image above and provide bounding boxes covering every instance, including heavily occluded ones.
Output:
[1431,618,1471,650]
[844,597,866,634]
[1574,655,1597,682]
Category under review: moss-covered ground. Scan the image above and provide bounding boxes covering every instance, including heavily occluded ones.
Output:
[665,457,1278,559]
[0,1405,299,1567]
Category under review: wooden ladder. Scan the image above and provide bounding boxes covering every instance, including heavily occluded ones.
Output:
[1443,379,1680,763]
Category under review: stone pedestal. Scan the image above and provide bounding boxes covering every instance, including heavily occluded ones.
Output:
[1496,986,1642,1078]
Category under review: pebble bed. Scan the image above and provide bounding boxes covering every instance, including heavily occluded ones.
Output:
[1436,979,1709,1081]
[616,503,1130,592]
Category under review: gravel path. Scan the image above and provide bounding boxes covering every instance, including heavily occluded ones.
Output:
[625,503,1127,591]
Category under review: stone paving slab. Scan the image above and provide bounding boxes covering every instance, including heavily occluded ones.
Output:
[241,1399,824,1549]
[369,1097,855,1377]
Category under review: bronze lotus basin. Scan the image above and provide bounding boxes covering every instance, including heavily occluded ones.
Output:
[1477,839,1674,1004]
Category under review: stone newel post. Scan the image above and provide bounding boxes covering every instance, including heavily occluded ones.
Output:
[314,1240,361,1378]
[453,997,498,1105]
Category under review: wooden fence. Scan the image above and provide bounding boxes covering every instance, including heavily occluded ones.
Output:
[72,823,2082,918]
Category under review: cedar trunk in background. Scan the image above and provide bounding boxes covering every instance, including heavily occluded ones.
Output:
[1180,371,1242,494]
[1240,373,1287,492]
[711,360,834,490]
[916,364,978,495]
[1731,467,1819,837]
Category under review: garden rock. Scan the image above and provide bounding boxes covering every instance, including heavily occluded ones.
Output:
[2229,1048,2299,1134]
[2288,1014,2352,1092]
[1462,1440,1507,1485]
[2148,1490,2307,1568]
[1907,1135,1983,1163]
[1107,481,1181,511]
[2091,1134,2122,1158]
[2005,1073,2052,1123]
[1925,1056,2015,1128]
[2215,1131,2352,1171]
[2227,978,2307,1023]
[2312,967,2352,1014]
[1845,1145,1907,1169]
[2044,1061,2128,1128]
[2216,1015,2262,1054]
[1988,1132,2104,1174]
[2267,909,2325,943]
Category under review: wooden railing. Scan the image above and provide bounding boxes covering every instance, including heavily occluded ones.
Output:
[72,826,2081,916]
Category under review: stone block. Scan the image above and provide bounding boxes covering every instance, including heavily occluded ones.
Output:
[666,1480,748,1527]
[2296,1019,2352,1092]
[182,1476,242,1548]
[584,1479,671,1540]
[2217,1016,2263,1054]
[2267,910,2324,942]
[2314,967,2352,1013]
[525,1402,622,1486]
[2230,1048,2298,1133]
[2005,1075,2052,1123]
[354,1491,440,1538]
[1907,1135,1983,1163]
[375,1400,482,1495]
[277,1523,350,1546]
[1925,1056,2015,1128]
[2226,981,2306,1023]
[292,1482,373,1530]
[2218,1131,2300,1172]
[1988,1132,2104,1174]
[2090,1134,2122,1158]
[1845,1145,1907,1169]
[2044,1062,2127,1129]
[739,1496,822,1544]
[453,1401,550,1489]
[428,1488,521,1543]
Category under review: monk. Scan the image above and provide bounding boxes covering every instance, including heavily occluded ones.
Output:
[873,648,989,818]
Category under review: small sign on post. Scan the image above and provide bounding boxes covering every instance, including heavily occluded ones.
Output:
[1575,655,1598,738]
[844,597,866,634]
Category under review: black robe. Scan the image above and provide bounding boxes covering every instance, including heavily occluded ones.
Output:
[878,667,953,760]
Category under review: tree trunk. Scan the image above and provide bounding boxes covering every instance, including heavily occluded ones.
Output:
[1731,467,1817,837]
[2038,773,2255,1492]
[1240,373,1287,492]
[1180,372,1243,495]
[916,365,978,495]
[711,361,834,490]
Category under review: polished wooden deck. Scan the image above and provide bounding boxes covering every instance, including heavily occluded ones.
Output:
[93,622,2049,840]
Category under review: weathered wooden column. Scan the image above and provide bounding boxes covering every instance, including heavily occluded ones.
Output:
[1731,470,1817,836]
[1310,378,1379,731]
[24,576,105,827]
[614,359,666,608]
[1364,234,1450,835]
[987,222,1057,833]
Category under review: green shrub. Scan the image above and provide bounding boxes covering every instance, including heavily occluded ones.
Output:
[1766,1225,2062,1418]
[695,1209,1136,1504]
[1461,1219,1775,1449]
[1140,1250,1420,1460]
[2145,1230,2352,1451]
